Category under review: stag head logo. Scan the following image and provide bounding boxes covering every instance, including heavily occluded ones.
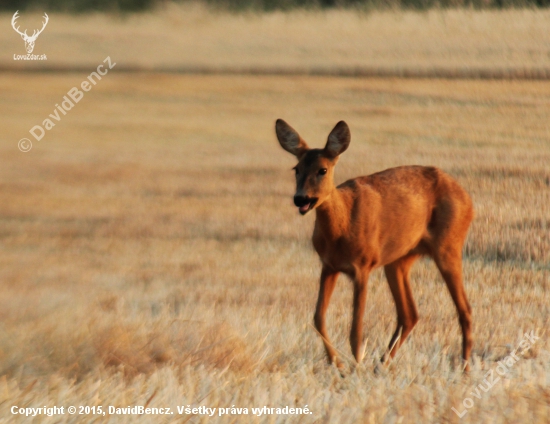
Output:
[11,11,49,54]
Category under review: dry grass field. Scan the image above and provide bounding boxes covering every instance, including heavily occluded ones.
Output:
[2,6,550,71]
[0,72,548,423]
[1,7,550,423]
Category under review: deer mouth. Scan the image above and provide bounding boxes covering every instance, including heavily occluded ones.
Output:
[295,197,318,215]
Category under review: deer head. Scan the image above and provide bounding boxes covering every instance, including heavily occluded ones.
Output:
[276,119,351,215]
[12,11,49,54]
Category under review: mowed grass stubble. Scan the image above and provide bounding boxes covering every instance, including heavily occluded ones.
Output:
[0,74,548,422]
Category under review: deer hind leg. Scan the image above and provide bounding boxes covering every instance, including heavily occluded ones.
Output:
[433,247,472,371]
[382,254,420,363]
[314,267,340,366]
[429,185,474,370]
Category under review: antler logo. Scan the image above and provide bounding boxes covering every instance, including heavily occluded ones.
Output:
[11,11,49,54]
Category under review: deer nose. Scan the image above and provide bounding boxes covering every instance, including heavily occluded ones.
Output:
[294,195,310,207]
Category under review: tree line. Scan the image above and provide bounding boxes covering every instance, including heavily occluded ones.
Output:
[2,0,549,12]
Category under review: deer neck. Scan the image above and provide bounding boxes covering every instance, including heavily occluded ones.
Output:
[314,188,349,240]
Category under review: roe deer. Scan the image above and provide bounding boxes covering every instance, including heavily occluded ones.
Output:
[275,119,474,370]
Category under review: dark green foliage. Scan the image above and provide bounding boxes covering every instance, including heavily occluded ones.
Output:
[1,0,548,12]
[2,0,158,12]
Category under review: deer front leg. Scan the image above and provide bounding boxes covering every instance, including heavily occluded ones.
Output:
[350,271,369,363]
[314,267,340,367]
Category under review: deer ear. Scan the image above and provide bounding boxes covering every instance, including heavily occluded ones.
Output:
[324,121,350,158]
[275,119,309,158]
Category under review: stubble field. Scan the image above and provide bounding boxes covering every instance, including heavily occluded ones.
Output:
[0,72,549,423]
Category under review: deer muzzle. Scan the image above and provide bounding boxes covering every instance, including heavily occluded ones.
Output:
[293,195,318,215]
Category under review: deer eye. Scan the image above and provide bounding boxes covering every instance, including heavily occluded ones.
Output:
[318,168,327,176]
[293,167,299,176]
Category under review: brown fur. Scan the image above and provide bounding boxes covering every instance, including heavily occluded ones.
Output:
[276,119,474,370]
